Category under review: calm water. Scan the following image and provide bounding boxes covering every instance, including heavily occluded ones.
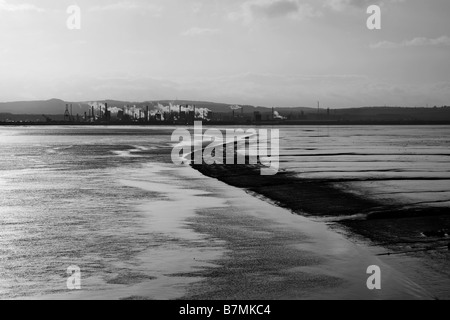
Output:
[0,127,177,298]
[280,125,450,209]
[0,125,449,299]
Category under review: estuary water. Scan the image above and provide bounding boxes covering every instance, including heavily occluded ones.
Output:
[0,125,448,300]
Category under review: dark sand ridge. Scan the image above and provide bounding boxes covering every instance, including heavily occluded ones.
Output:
[189,140,450,299]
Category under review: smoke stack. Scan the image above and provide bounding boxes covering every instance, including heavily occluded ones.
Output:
[186,105,189,124]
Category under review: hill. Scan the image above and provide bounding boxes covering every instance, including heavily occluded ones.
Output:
[0,99,67,115]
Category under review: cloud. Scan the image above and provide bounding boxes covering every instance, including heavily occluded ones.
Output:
[324,0,405,11]
[89,1,163,16]
[229,0,321,24]
[251,0,301,18]
[227,0,405,21]
[173,73,375,107]
[371,36,450,49]
[0,0,44,12]
[191,2,202,14]
[181,27,220,37]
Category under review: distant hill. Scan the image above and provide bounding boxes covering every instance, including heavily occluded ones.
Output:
[0,99,67,115]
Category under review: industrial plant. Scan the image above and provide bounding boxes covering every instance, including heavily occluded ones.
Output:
[55,102,287,125]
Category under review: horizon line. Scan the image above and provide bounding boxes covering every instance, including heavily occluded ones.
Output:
[0,98,447,110]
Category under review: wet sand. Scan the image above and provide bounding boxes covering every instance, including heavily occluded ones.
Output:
[178,174,431,300]
[130,162,432,300]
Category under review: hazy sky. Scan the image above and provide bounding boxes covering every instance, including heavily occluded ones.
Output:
[0,0,449,107]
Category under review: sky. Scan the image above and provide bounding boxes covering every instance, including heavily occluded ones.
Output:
[0,0,449,108]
